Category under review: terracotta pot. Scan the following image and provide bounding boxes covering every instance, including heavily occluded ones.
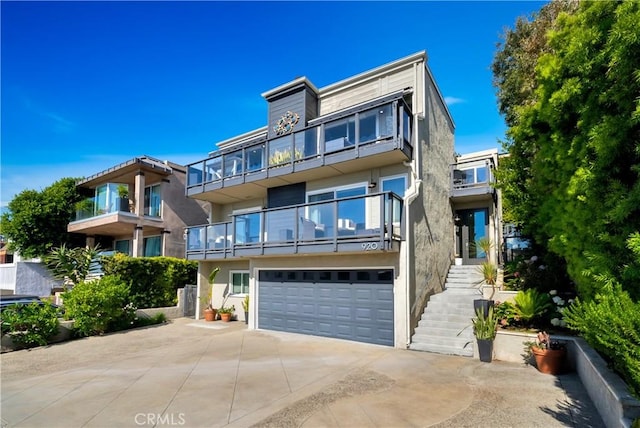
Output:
[220,313,232,322]
[531,346,566,375]
[204,309,216,322]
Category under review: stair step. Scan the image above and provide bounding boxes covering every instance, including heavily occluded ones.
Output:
[418,318,471,330]
[409,342,473,357]
[419,313,472,324]
[413,325,473,337]
[411,334,473,348]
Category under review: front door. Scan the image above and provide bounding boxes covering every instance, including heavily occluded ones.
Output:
[455,208,489,265]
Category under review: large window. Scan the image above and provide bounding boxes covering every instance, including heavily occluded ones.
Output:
[307,184,367,238]
[114,239,131,255]
[143,235,162,257]
[231,271,249,294]
[144,184,162,217]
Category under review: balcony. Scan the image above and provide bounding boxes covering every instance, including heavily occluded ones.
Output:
[185,192,403,260]
[450,157,496,203]
[186,97,413,203]
[68,183,163,236]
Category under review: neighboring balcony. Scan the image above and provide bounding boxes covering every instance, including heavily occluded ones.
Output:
[186,97,413,203]
[450,157,496,203]
[185,192,403,260]
[68,183,163,236]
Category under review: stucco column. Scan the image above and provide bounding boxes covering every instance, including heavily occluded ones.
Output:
[132,171,146,257]
[132,226,144,257]
[134,171,145,216]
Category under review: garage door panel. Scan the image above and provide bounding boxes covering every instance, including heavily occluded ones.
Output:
[355,308,373,321]
[258,270,394,346]
[378,307,394,318]
[317,304,333,317]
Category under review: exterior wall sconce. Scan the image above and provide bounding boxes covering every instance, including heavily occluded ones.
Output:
[368,182,377,189]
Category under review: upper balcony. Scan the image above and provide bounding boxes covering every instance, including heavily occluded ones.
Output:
[184,191,403,260]
[450,156,497,203]
[68,182,163,236]
[186,96,413,204]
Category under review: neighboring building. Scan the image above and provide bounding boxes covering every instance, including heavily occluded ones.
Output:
[451,149,502,265]
[68,156,209,257]
[184,51,502,348]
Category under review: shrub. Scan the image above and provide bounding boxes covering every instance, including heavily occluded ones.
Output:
[133,312,167,328]
[512,288,553,327]
[494,300,517,328]
[62,275,136,336]
[564,284,640,398]
[101,254,197,308]
[0,302,60,347]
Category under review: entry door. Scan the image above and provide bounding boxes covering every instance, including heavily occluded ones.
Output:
[455,208,489,265]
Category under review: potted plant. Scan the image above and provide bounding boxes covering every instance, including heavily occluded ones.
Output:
[474,238,498,317]
[242,295,249,325]
[530,331,567,375]
[201,267,220,321]
[217,305,235,322]
[472,306,498,363]
[116,184,130,212]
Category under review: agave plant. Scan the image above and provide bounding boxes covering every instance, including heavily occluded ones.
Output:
[513,288,553,327]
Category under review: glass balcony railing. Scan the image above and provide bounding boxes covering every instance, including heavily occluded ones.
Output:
[185,192,403,257]
[186,99,413,189]
[451,158,496,191]
[74,182,134,221]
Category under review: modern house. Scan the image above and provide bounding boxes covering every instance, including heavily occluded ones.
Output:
[184,51,502,349]
[451,149,502,265]
[68,156,209,258]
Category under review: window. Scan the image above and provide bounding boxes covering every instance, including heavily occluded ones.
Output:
[114,239,131,255]
[143,235,162,257]
[381,175,407,198]
[307,184,367,237]
[231,271,249,294]
[144,184,162,217]
[382,175,407,225]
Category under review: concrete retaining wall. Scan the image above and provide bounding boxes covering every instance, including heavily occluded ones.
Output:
[492,330,640,428]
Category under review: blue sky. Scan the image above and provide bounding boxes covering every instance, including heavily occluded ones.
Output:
[1,1,546,208]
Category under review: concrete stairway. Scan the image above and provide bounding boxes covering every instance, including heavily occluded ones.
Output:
[409,265,483,357]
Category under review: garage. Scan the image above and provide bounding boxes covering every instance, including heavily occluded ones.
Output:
[257,269,394,346]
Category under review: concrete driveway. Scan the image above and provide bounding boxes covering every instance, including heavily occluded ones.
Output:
[1,318,604,428]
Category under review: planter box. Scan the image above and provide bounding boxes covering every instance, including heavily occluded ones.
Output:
[493,330,640,427]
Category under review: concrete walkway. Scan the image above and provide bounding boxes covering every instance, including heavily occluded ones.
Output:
[1,318,605,428]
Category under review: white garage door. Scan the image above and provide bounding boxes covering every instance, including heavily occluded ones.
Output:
[258,269,394,346]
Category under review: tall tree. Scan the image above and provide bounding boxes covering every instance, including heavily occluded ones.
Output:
[0,177,85,258]
[493,1,640,300]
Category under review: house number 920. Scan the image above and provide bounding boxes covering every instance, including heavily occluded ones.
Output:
[361,242,379,251]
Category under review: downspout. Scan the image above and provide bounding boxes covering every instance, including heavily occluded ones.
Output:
[403,61,424,347]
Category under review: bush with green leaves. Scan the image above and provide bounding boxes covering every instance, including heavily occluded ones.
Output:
[101,254,197,308]
[512,288,553,328]
[564,286,640,398]
[62,275,136,336]
[1,302,60,347]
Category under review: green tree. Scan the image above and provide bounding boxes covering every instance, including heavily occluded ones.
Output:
[493,1,640,300]
[0,177,85,258]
